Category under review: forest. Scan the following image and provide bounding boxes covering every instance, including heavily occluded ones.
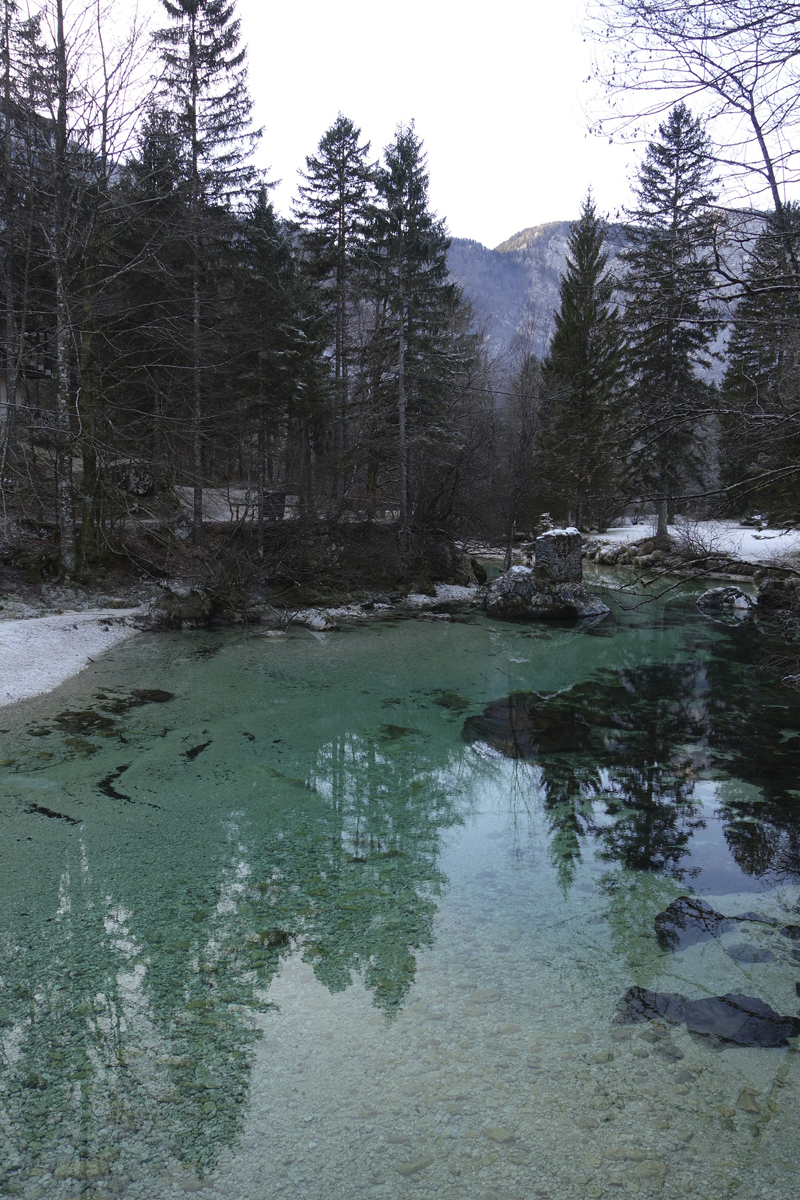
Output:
[1,0,799,597]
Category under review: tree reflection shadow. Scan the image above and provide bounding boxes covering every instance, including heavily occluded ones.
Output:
[463,653,800,890]
[0,727,466,1184]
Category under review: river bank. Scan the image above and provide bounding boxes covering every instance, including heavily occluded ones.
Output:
[0,608,143,708]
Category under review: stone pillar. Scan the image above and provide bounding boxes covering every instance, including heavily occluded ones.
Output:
[533,528,583,586]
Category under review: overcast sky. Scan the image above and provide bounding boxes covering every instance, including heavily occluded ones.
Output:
[234,0,634,248]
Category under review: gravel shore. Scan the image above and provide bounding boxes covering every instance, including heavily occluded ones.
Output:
[0,608,142,708]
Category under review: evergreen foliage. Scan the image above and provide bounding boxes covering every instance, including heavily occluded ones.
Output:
[295,114,373,498]
[541,191,624,527]
[721,205,800,520]
[364,124,465,526]
[155,0,261,541]
[620,103,719,538]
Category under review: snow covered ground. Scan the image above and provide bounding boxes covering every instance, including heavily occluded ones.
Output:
[595,519,800,564]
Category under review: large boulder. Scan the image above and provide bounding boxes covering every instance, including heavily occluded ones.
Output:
[152,587,214,626]
[755,575,800,612]
[696,586,755,616]
[533,527,583,585]
[484,530,610,621]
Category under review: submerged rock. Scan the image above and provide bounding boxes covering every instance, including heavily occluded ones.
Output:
[463,692,593,758]
[484,531,609,621]
[616,986,686,1025]
[725,943,776,964]
[654,896,736,951]
[617,986,800,1047]
[684,994,800,1047]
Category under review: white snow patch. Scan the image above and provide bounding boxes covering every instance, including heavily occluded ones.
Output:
[593,519,800,564]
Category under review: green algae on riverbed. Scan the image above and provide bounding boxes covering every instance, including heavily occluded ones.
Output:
[0,589,799,1200]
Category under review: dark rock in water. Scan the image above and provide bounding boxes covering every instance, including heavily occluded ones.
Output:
[484,565,610,621]
[470,557,488,584]
[696,587,754,616]
[655,896,735,951]
[97,688,174,714]
[618,987,800,1046]
[54,709,115,734]
[462,693,593,758]
[755,576,800,613]
[725,942,776,963]
[779,924,800,941]
[183,741,212,762]
[617,986,685,1025]
[684,994,800,1047]
[484,530,609,621]
[378,724,422,740]
[131,688,173,704]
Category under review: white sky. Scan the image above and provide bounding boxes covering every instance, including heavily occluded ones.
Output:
[236,0,634,248]
[102,0,635,248]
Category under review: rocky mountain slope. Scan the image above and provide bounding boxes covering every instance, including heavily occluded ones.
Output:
[448,221,630,360]
[447,220,619,359]
[450,213,760,364]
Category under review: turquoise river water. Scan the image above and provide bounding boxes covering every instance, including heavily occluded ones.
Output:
[1,577,799,1200]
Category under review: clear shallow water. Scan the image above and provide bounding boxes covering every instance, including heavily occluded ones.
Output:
[1,589,799,1200]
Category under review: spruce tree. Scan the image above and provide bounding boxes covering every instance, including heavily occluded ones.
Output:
[295,114,372,499]
[365,124,458,527]
[721,205,800,520]
[620,103,719,540]
[542,191,624,528]
[155,0,260,542]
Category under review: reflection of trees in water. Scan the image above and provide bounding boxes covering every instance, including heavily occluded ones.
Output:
[467,649,800,891]
[1,834,269,1183]
[696,623,800,880]
[247,731,466,1011]
[0,729,466,1185]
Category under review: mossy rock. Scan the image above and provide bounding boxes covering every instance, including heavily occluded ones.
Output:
[155,588,214,624]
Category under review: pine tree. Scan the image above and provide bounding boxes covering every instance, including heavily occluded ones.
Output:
[620,103,719,540]
[721,205,800,520]
[0,0,43,469]
[365,124,459,527]
[155,0,260,542]
[542,191,624,528]
[232,189,326,540]
[295,114,372,500]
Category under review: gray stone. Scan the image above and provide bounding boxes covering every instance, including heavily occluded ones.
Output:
[696,587,754,615]
[534,528,583,584]
[484,566,610,622]
[483,529,609,621]
[153,587,214,625]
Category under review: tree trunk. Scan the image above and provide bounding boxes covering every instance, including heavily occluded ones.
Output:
[257,414,265,559]
[54,0,76,576]
[192,273,203,541]
[1,1,16,468]
[504,516,516,573]
[656,496,669,541]
[397,266,408,528]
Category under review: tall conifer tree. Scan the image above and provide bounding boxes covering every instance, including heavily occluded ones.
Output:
[721,205,800,519]
[295,114,372,498]
[542,191,623,527]
[155,0,260,542]
[620,103,719,539]
[366,124,457,527]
